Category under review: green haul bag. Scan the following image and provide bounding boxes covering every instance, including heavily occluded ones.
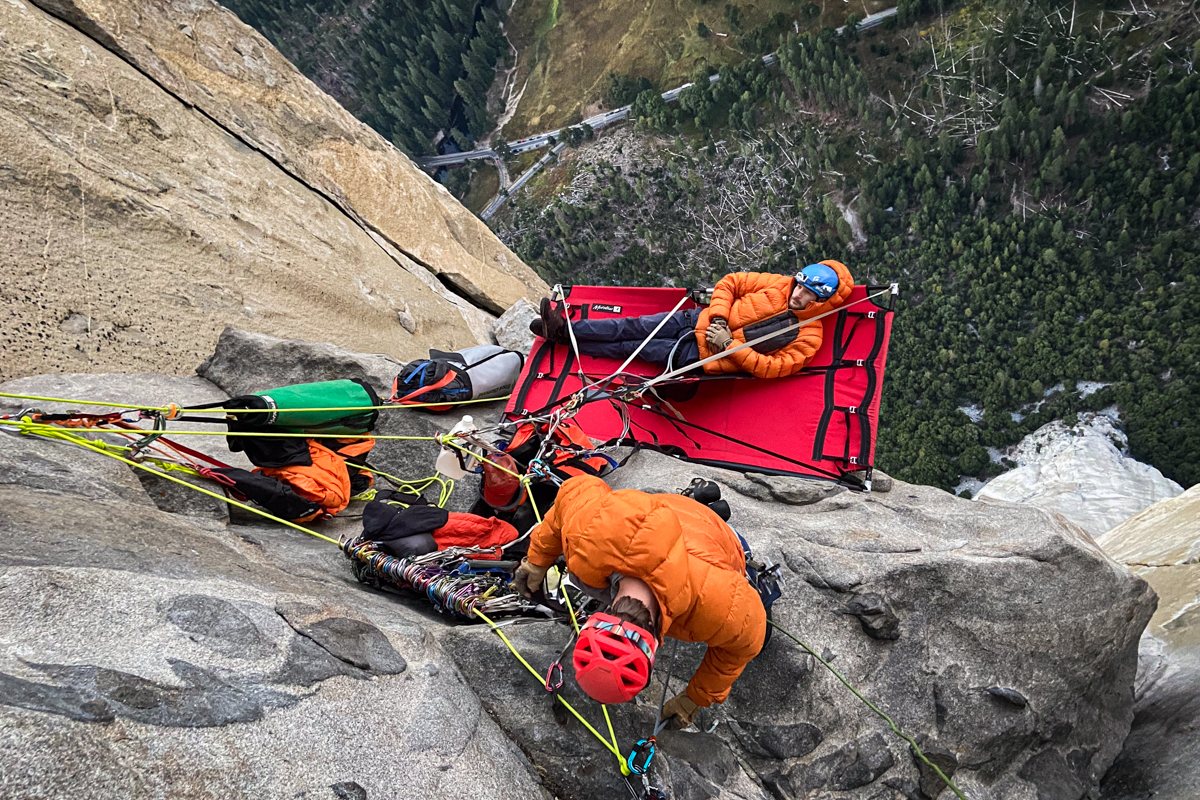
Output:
[224,379,381,435]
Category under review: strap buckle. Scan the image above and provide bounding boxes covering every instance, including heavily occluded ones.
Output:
[848,406,858,414]
[867,311,876,319]
[849,456,859,465]
[856,359,864,367]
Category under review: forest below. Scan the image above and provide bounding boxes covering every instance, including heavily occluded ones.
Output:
[496,0,1200,490]
[221,0,507,156]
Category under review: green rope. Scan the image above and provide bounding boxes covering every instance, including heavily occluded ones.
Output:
[768,621,969,800]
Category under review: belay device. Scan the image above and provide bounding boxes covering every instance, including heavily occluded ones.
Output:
[391,345,523,411]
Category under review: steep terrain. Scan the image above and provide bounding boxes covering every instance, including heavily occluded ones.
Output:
[500,0,892,138]
[1098,486,1200,799]
[0,2,1177,797]
[1,0,546,382]
[0,330,1157,800]
[496,0,1200,494]
[975,413,1182,537]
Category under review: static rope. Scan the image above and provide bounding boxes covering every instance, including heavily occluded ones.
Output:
[582,293,690,394]
[768,620,969,800]
[354,465,454,508]
[554,285,591,388]
[651,639,680,737]
[0,392,511,414]
[10,420,438,442]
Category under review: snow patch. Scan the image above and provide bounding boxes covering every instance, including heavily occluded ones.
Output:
[975,413,1183,536]
[958,404,984,423]
[954,477,986,498]
[1078,380,1112,398]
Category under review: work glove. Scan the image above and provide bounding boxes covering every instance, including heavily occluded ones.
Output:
[659,691,701,730]
[511,557,549,598]
[705,318,733,353]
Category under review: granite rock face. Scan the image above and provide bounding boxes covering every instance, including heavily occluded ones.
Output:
[1098,485,1200,800]
[1,0,541,382]
[0,332,1159,800]
[445,450,1156,800]
[490,298,541,355]
[29,0,546,312]
[976,414,1182,537]
[0,417,544,800]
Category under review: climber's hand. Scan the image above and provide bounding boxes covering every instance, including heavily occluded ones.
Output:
[706,319,733,353]
[511,557,549,598]
[659,691,701,730]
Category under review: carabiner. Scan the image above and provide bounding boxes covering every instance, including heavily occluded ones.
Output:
[545,660,564,692]
[626,736,657,776]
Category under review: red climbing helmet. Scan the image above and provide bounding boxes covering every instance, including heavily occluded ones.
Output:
[572,612,658,704]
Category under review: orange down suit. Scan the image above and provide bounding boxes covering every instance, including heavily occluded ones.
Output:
[527,475,766,707]
[694,260,855,378]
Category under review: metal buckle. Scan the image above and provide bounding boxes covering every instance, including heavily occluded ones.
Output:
[867,311,876,319]
[849,456,859,465]
[856,359,864,367]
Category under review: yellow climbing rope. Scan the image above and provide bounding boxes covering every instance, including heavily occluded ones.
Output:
[561,575,628,775]
[473,607,624,760]
[19,419,341,545]
[767,621,969,800]
[0,391,510,414]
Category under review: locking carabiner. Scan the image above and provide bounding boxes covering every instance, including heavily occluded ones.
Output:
[626,736,657,776]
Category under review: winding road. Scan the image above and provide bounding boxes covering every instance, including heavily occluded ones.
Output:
[420,7,897,219]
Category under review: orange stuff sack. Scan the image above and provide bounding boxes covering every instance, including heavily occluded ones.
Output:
[257,438,374,522]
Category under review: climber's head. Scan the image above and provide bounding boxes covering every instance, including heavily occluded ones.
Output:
[573,610,657,704]
[572,579,660,704]
[792,263,840,309]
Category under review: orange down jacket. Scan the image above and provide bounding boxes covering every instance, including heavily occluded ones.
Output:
[527,475,766,707]
[257,438,374,522]
[694,260,855,378]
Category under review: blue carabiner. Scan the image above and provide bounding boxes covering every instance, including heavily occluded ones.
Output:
[626,737,657,776]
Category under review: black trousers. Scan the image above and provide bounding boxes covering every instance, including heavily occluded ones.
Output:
[571,309,701,368]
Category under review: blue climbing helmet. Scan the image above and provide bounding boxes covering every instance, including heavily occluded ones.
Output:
[796,263,840,300]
